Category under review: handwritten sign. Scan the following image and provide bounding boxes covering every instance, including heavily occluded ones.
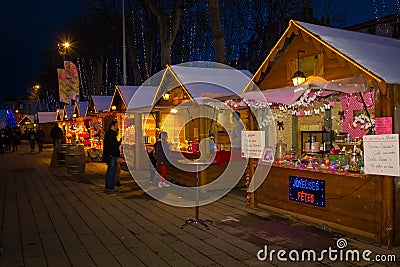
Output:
[375,117,392,135]
[363,134,400,176]
[241,131,265,159]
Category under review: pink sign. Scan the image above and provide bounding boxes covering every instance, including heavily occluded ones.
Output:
[375,117,392,134]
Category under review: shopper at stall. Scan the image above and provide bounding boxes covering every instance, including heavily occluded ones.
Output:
[103,121,121,194]
[154,131,171,188]
[50,123,64,147]
[230,111,244,160]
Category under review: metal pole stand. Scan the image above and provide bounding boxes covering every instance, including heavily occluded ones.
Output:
[181,162,212,230]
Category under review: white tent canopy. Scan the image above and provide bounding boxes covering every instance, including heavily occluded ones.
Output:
[241,75,368,105]
[38,112,56,123]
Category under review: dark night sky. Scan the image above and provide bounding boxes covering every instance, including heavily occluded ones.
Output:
[0,1,78,102]
[0,0,398,103]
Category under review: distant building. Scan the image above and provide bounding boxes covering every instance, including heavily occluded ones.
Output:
[345,13,400,39]
[1,97,37,123]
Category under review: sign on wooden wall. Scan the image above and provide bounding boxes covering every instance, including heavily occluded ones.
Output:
[363,134,400,176]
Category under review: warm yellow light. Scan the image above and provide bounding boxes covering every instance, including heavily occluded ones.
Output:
[292,71,306,86]
[64,42,70,48]
[111,105,117,111]
[162,93,170,101]
[15,110,19,113]
[34,85,40,89]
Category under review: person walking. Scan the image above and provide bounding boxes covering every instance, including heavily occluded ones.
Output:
[35,127,45,152]
[154,131,171,188]
[11,127,18,152]
[4,126,11,153]
[103,121,121,194]
[28,129,36,152]
[50,123,64,147]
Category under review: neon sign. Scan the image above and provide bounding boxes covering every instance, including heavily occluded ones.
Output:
[289,176,325,207]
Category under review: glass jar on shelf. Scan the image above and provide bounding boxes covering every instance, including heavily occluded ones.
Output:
[337,149,347,171]
[348,146,362,173]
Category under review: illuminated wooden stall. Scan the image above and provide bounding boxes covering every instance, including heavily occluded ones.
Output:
[245,20,400,246]
[126,64,252,187]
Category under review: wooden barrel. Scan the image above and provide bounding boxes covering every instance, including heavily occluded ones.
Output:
[65,145,86,174]
[57,144,68,167]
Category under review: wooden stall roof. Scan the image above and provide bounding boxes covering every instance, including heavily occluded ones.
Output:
[18,115,34,125]
[89,95,113,114]
[110,86,140,112]
[153,64,253,107]
[77,102,89,117]
[246,20,400,94]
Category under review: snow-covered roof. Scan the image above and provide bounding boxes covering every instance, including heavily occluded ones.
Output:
[118,86,140,106]
[78,102,89,117]
[154,64,252,105]
[296,20,400,84]
[91,95,113,112]
[65,105,74,119]
[127,86,159,113]
[38,112,56,123]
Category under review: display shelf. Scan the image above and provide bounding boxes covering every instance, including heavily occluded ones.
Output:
[300,130,333,154]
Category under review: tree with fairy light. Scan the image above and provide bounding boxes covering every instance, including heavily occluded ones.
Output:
[6,109,17,128]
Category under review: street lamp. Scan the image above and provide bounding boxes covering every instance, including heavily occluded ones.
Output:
[58,41,71,61]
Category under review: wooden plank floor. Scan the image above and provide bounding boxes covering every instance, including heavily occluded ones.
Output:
[0,142,399,266]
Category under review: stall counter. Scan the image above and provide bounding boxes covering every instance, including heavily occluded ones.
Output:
[255,163,385,244]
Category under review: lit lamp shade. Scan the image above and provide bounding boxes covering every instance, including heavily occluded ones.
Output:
[292,70,306,86]
[162,93,170,101]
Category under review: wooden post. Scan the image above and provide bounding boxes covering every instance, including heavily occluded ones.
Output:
[377,82,395,246]
[134,113,147,170]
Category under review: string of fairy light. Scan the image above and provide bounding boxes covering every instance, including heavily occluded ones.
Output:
[139,8,149,80]
[131,10,142,83]
[104,59,109,94]
[47,1,396,109]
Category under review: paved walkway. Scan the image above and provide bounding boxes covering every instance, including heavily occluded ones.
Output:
[0,142,399,266]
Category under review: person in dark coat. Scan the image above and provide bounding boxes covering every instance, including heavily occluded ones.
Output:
[103,121,121,194]
[50,123,64,147]
[35,127,45,152]
[153,131,171,188]
[11,127,18,152]
[28,129,36,152]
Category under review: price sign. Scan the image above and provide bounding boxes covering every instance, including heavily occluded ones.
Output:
[363,134,400,176]
[241,131,265,159]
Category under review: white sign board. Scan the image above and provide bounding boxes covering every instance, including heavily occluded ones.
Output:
[363,134,400,176]
[241,131,265,159]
